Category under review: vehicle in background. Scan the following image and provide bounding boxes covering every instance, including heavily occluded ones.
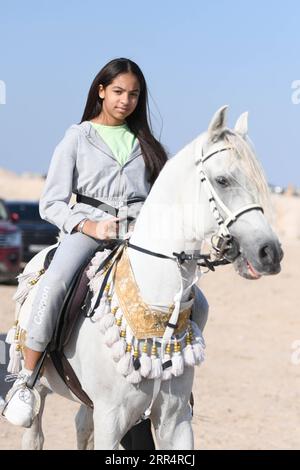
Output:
[268,183,285,195]
[6,200,59,262]
[0,199,22,282]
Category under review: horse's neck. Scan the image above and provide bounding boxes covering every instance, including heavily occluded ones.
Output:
[128,139,204,307]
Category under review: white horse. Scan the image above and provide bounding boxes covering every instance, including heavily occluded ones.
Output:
[8,106,283,450]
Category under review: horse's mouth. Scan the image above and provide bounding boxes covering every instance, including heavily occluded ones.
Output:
[246,260,261,279]
[234,255,262,280]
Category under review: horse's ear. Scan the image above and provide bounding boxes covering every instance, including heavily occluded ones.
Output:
[207,105,228,142]
[234,111,248,137]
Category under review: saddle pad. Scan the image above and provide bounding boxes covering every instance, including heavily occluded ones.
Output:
[114,248,192,339]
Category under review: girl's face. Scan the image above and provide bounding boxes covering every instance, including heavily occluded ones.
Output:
[98,72,140,125]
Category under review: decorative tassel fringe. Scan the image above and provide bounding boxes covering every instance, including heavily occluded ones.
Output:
[13,270,44,305]
[116,347,133,376]
[126,369,142,384]
[148,341,161,379]
[149,357,162,379]
[190,321,206,365]
[92,300,107,321]
[192,342,205,365]
[111,336,126,362]
[88,273,103,295]
[140,341,152,378]
[104,324,120,347]
[7,344,22,374]
[183,329,196,367]
[5,322,18,345]
[183,344,195,367]
[99,313,115,333]
[125,343,142,383]
[172,341,184,377]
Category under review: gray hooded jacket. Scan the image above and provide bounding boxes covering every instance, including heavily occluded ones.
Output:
[39,121,151,234]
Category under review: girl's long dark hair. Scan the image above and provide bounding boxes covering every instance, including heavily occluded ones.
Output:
[80,58,168,185]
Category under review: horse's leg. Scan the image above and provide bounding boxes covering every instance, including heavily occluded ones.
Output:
[153,405,194,450]
[152,368,194,450]
[92,402,133,450]
[75,404,94,450]
[21,385,50,450]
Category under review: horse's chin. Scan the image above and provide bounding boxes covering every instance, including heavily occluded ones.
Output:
[233,255,262,280]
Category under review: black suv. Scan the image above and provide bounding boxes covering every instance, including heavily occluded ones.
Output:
[6,200,59,262]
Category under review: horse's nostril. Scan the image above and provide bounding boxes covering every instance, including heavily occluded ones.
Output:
[259,244,275,263]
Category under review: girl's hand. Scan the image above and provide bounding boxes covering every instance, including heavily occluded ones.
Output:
[76,217,120,239]
[95,217,119,240]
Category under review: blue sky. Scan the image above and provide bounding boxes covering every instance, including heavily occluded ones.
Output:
[0,0,299,186]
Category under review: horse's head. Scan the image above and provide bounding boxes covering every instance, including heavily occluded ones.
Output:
[197,105,283,279]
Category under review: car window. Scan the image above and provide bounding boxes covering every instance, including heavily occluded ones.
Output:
[0,201,9,220]
[6,203,41,221]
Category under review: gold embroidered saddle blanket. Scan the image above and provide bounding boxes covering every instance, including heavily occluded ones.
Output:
[114,248,193,339]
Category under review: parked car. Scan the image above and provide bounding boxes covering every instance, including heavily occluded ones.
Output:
[268,183,285,195]
[6,200,59,262]
[0,199,22,281]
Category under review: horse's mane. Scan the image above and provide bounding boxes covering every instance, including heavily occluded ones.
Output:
[222,129,272,218]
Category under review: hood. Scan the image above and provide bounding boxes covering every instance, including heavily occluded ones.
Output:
[0,220,19,233]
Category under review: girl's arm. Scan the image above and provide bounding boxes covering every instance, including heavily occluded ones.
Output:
[39,128,81,233]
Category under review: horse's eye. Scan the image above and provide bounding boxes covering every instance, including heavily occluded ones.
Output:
[215,176,230,187]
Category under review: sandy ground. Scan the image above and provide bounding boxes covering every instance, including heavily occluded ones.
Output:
[0,168,300,449]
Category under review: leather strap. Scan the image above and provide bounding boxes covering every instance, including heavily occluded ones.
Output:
[76,194,146,214]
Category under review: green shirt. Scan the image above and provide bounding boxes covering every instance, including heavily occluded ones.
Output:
[91,122,136,166]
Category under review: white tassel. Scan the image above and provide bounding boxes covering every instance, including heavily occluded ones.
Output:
[13,270,43,304]
[99,313,115,333]
[104,324,120,347]
[190,321,206,365]
[140,353,152,378]
[140,341,151,378]
[117,351,133,376]
[92,294,112,321]
[126,369,142,384]
[7,345,22,374]
[88,272,103,295]
[111,337,126,362]
[172,351,184,377]
[148,340,162,379]
[148,357,162,379]
[192,341,205,365]
[162,355,172,381]
[5,323,18,345]
[86,264,99,281]
[183,344,196,367]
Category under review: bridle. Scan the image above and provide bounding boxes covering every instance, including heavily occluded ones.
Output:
[194,144,264,265]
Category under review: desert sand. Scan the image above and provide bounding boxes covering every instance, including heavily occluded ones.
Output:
[0,168,300,450]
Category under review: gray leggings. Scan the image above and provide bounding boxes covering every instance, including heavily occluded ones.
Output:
[26,232,102,351]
